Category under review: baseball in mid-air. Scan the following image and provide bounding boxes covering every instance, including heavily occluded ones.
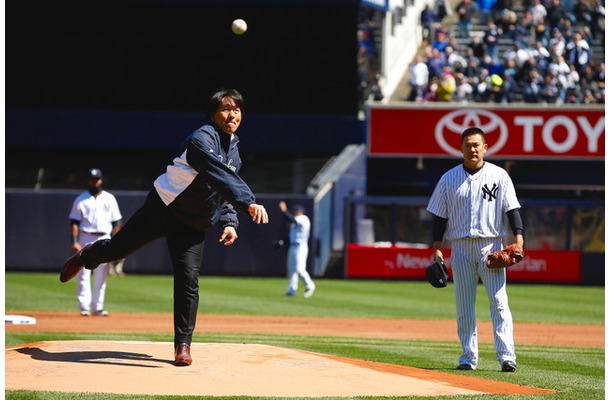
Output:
[232,19,247,35]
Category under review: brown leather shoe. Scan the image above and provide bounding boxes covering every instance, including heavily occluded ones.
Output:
[174,343,192,366]
[60,243,93,283]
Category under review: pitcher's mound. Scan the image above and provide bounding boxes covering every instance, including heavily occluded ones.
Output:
[6,341,555,397]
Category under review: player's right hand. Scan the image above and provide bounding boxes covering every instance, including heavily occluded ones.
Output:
[248,204,268,224]
[72,243,82,253]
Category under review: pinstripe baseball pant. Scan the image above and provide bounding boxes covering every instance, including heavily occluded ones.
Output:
[451,237,516,369]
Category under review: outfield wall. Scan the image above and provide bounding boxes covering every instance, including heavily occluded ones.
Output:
[5,189,313,277]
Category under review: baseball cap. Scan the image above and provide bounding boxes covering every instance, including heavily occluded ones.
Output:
[89,168,103,178]
[291,204,305,213]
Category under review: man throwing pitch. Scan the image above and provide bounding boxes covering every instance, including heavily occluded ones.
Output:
[426,127,524,372]
[60,88,268,367]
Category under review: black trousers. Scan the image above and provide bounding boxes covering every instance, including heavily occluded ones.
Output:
[81,191,206,347]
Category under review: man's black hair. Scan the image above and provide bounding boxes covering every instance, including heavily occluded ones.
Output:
[206,88,244,121]
[461,126,486,143]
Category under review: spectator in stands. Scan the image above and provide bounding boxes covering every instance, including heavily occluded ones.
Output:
[548,0,569,30]
[474,67,492,101]
[370,74,385,101]
[523,69,544,102]
[594,62,604,83]
[573,0,594,25]
[421,4,435,43]
[503,58,518,78]
[565,63,581,88]
[469,34,486,58]
[548,55,572,99]
[565,31,590,74]
[541,73,562,103]
[358,29,376,60]
[483,54,504,76]
[532,41,552,71]
[437,67,457,101]
[435,0,448,22]
[529,0,548,24]
[447,36,463,54]
[454,73,474,102]
[501,70,519,102]
[476,0,496,25]
[446,46,467,71]
[456,0,477,38]
[465,54,482,80]
[489,74,506,103]
[428,47,447,78]
[548,27,567,57]
[503,42,530,77]
[425,76,440,101]
[357,46,370,93]
[496,0,513,16]
[564,86,583,103]
[408,56,430,101]
[532,17,549,47]
[592,0,605,40]
[484,21,501,58]
[431,31,449,52]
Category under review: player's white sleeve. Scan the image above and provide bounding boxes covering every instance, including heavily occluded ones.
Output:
[427,175,448,218]
[502,172,521,212]
[69,194,83,221]
[109,195,123,222]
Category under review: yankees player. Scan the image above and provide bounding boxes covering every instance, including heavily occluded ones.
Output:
[60,88,268,366]
[427,127,523,373]
[69,168,122,316]
[279,201,315,298]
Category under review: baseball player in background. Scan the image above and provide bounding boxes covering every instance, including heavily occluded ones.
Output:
[279,201,315,298]
[69,168,123,316]
[427,127,524,373]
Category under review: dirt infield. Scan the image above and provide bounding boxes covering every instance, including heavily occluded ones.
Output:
[5,311,605,347]
[6,311,600,396]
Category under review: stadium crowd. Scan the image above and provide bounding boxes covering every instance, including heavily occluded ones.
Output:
[407,0,605,104]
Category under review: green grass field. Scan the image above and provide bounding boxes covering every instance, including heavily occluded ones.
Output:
[5,272,606,400]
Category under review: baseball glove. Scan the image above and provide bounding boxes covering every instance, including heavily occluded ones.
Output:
[486,244,524,269]
[426,259,449,288]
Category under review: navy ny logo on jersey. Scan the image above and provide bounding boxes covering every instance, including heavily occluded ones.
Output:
[482,183,498,201]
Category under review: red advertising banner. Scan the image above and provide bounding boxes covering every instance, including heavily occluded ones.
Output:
[346,244,581,283]
[368,106,605,159]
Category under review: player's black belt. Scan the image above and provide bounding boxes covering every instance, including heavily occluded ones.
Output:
[84,232,107,236]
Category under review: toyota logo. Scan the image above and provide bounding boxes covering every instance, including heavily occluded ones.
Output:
[435,109,508,156]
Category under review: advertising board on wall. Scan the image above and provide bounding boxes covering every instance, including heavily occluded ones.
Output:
[346,244,581,283]
[368,106,605,160]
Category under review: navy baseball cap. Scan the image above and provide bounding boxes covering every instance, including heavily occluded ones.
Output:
[291,204,305,213]
[89,168,103,178]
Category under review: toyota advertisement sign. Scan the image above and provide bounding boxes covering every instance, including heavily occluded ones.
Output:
[367,106,605,159]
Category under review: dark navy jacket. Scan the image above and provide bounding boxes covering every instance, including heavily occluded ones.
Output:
[153,123,256,231]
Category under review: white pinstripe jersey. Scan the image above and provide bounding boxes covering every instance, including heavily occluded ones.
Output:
[427,162,520,240]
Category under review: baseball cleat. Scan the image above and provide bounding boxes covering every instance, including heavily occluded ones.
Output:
[457,364,474,370]
[303,288,315,298]
[60,243,93,283]
[174,343,192,366]
[80,310,90,316]
[92,310,109,316]
[501,360,517,372]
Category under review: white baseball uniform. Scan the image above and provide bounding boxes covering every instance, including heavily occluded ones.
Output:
[286,214,315,296]
[427,161,520,369]
[69,190,122,314]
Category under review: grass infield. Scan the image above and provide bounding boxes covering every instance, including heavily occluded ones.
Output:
[5,272,606,400]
